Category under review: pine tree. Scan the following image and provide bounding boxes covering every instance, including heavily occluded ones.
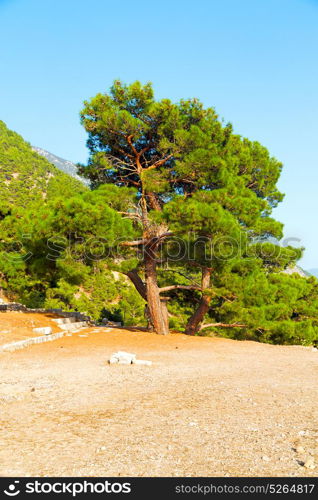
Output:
[79,80,292,335]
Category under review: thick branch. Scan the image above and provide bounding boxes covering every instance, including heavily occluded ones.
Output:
[118,211,143,221]
[160,268,200,287]
[126,134,139,157]
[159,285,201,293]
[121,231,174,248]
[199,322,247,331]
[125,269,147,301]
[121,239,148,247]
[144,154,174,171]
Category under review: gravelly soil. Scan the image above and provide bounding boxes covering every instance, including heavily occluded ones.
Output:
[0,313,317,477]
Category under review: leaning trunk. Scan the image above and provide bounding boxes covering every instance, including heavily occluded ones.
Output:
[185,267,212,336]
[126,186,168,334]
[144,247,169,335]
[126,269,147,300]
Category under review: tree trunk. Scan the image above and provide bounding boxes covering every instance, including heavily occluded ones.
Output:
[125,269,147,300]
[160,297,170,333]
[147,192,162,211]
[144,247,169,335]
[185,267,212,336]
[125,183,168,334]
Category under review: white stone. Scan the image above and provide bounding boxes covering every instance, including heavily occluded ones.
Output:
[116,351,136,361]
[108,357,119,364]
[117,358,133,365]
[132,359,152,366]
[59,321,87,331]
[33,327,52,335]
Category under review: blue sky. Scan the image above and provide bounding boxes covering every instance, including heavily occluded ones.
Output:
[0,0,317,269]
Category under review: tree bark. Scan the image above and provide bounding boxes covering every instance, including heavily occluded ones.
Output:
[147,192,162,211]
[185,267,212,336]
[160,297,170,333]
[144,246,169,335]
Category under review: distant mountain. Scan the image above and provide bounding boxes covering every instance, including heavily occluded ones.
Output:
[32,147,89,185]
[0,120,86,210]
[283,265,311,278]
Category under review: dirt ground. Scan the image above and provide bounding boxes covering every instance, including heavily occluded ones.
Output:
[0,311,317,477]
[0,311,62,344]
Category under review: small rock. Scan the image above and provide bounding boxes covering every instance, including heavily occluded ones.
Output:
[304,457,315,469]
[132,359,152,366]
[117,351,136,360]
[118,358,133,365]
[109,351,136,364]
[295,446,305,454]
[298,430,306,436]
[262,455,270,462]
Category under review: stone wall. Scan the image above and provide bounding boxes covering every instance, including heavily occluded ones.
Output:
[0,302,92,323]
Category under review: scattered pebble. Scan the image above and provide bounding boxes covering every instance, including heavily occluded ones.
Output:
[303,457,315,469]
[295,446,305,454]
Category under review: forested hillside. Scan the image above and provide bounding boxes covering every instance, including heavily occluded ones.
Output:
[0,120,85,212]
[0,120,145,324]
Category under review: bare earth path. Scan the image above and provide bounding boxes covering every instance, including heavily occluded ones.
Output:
[0,312,317,477]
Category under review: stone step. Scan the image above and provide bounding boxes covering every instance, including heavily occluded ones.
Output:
[52,317,78,325]
[0,331,65,353]
[58,321,88,331]
[33,326,52,335]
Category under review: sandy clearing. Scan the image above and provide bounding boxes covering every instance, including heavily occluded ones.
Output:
[0,313,317,477]
[0,311,62,344]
